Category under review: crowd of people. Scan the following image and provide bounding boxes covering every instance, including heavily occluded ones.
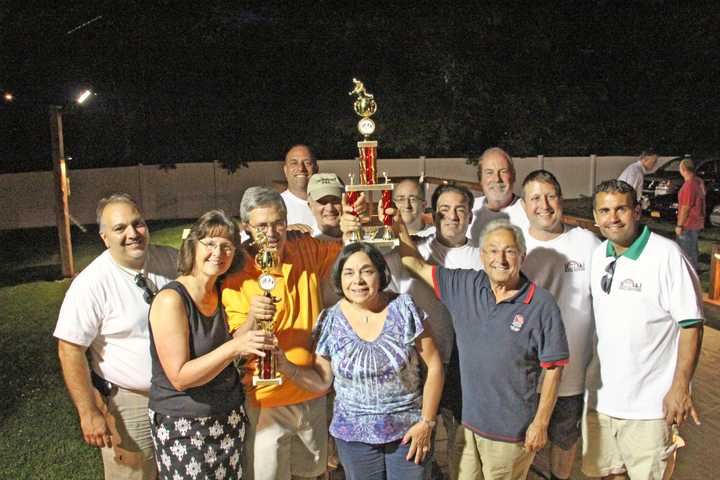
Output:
[54,145,706,480]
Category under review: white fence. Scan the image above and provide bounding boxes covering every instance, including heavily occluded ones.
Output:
[0,155,670,230]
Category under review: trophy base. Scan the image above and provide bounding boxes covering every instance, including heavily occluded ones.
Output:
[346,183,394,192]
[252,375,283,387]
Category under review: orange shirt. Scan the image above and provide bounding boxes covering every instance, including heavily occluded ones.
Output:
[222,236,341,408]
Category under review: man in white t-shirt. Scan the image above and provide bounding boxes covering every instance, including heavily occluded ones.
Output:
[583,179,704,480]
[54,193,177,479]
[467,147,529,242]
[417,183,482,271]
[617,148,658,203]
[393,178,434,237]
[280,144,319,229]
[520,170,600,480]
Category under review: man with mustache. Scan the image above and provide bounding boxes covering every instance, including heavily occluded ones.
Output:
[281,144,319,230]
[583,179,704,480]
[54,193,178,479]
[520,170,599,480]
[467,147,529,243]
[223,186,342,480]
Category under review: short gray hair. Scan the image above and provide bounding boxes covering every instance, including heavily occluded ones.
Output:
[479,219,526,257]
[96,193,141,231]
[239,186,287,223]
[479,147,516,181]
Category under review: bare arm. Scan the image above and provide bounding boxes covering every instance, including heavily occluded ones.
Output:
[403,327,445,463]
[58,339,112,448]
[275,352,334,392]
[150,289,273,391]
[524,366,562,452]
[663,324,703,426]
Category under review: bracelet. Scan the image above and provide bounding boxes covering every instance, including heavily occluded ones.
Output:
[421,416,436,429]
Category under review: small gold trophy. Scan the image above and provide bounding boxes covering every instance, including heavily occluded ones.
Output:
[252,229,282,386]
[346,78,398,248]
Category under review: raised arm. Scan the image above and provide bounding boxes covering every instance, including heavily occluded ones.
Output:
[150,289,274,391]
[275,351,334,392]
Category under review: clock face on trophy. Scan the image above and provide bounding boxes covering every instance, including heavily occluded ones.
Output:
[358,117,376,137]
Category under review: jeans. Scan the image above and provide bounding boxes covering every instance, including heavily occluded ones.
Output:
[335,437,432,480]
[677,229,700,271]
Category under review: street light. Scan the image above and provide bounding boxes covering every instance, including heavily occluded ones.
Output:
[49,88,95,277]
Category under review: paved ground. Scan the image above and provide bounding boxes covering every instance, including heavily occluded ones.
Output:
[330,305,719,479]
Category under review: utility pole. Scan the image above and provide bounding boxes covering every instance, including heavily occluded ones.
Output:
[49,105,75,277]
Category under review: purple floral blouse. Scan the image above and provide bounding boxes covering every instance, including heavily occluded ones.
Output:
[315,293,426,444]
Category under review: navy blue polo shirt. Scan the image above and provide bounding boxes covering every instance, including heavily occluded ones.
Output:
[433,266,569,443]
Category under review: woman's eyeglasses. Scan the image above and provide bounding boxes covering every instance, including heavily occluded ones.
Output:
[134,273,157,304]
[600,259,617,294]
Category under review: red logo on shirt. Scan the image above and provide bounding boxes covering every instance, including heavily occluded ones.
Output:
[510,314,525,332]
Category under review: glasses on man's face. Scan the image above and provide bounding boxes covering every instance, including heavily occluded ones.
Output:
[600,259,617,294]
[394,195,421,205]
[250,220,287,233]
[198,239,235,256]
[134,273,156,305]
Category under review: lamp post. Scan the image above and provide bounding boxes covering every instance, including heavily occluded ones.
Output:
[48,89,94,278]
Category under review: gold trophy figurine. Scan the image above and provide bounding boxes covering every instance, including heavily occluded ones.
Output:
[252,229,282,386]
[346,78,399,248]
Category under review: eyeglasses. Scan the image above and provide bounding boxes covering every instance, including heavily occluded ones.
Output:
[394,195,421,205]
[134,273,157,305]
[600,259,617,294]
[198,239,235,256]
[250,220,287,233]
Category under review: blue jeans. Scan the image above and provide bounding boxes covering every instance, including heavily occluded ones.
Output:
[677,229,700,271]
[335,436,431,480]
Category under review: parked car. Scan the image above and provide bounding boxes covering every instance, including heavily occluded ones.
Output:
[642,156,720,226]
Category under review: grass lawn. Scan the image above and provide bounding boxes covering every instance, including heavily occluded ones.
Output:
[0,205,717,478]
[0,220,191,480]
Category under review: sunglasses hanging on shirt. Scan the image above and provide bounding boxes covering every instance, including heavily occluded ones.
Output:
[134,273,158,304]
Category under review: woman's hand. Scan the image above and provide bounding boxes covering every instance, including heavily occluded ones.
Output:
[401,420,433,464]
[230,329,274,358]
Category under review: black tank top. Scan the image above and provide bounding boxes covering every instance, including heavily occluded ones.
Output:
[149,281,244,416]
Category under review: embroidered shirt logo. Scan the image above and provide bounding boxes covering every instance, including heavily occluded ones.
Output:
[510,314,525,332]
[618,278,642,292]
[564,260,585,273]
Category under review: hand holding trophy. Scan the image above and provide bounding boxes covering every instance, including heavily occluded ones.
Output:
[251,228,283,386]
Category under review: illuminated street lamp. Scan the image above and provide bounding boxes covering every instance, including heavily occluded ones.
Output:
[49,88,95,277]
[3,91,13,102]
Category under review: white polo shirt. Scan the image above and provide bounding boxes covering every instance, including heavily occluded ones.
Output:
[522,225,600,396]
[417,235,483,271]
[54,246,177,391]
[589,226,703,419]
[281,189,317,229]
[467,195,530,243]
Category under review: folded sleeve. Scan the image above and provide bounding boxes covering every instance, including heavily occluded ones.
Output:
[538,300,570,368]
[222,275,251,333]
[396,294,427,345]
[314,308,336,358]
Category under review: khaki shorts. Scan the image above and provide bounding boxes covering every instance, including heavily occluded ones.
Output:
[456,427,534,480]
[582,409,677,479]
[244,395,328,480]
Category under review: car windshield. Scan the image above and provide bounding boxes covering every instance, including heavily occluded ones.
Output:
[658,158,681,173]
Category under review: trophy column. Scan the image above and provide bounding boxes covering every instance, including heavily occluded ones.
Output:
[252,230,283,387]
[346,78,399,248]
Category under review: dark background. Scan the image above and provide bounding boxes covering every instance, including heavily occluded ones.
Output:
[1,1,719,173]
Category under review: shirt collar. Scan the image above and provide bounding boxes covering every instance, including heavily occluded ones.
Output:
[605,225,650,260]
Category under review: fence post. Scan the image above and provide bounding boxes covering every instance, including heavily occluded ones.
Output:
[589,154,597,197]
[537,155,544,170]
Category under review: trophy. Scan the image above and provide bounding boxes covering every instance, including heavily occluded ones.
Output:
[346,78,398,248]
[252,229,282,386]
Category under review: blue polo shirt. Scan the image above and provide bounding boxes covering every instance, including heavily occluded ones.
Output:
[433,266,569,443]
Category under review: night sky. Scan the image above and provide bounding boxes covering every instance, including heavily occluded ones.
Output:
[1,1,719,173]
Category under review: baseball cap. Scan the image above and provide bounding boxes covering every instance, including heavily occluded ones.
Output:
[307,173,344,201]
